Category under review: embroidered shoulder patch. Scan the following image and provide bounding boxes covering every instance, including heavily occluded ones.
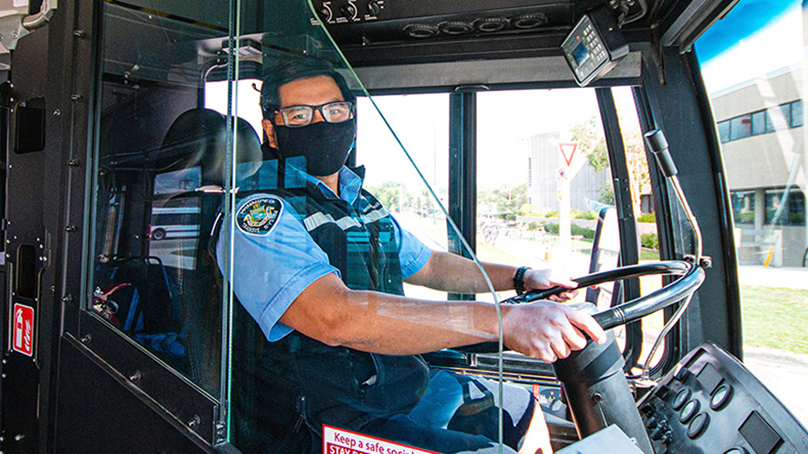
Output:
[236,197,283,236]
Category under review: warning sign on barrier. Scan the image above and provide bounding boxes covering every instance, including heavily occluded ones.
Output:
[323,425,438,454]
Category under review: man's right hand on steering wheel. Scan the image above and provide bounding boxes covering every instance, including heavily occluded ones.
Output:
[501,301,607,363]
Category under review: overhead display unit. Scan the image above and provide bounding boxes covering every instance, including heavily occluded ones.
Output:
[561,4,628,86]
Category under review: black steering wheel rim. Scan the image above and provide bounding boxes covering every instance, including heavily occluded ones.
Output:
[504,260,706,330]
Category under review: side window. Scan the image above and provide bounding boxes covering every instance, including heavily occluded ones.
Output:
[356,94,451,301]
[696,0,808,424]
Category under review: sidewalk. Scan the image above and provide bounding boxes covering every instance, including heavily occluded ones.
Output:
[737,265,808,289]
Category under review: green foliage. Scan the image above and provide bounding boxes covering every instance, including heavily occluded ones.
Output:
[539,222,595,239]
[479,183,528,218]
[570,117,609,172]
[737,211,755,223]
[637,212,656,223]
[598,183,615,205]
[543,210,560,218]
[572,224,596,239]
[572,210,597,220]
[519,204,541,217]
[365,181,412,211]
[641,233,659,250]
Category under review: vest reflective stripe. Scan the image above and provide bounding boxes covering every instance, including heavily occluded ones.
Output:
[361,206,388,224]
[303,211,361,232]
[302,205,390,232]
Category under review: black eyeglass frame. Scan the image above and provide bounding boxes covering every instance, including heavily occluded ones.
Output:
[270,101,355,128]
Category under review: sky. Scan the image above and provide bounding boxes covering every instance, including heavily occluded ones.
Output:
[696,0,802,93]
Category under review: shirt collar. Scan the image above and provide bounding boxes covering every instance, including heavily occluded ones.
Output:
[302,166,365,205]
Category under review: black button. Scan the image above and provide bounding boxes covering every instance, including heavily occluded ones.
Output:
[657,384,672,400]
[711,383,733,410]
[680,399,700,424]
[675,367,691,382]
[687,412,709,439]
[673,388,692,410]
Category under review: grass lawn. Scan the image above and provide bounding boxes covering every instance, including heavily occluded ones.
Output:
[741,286,808,354]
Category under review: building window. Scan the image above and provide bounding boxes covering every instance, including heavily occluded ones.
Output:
[730,114,753,141]
[751,110,766,136]
[766,104,791,133]
[731,190,755,224]
[765,188,806,226]
[717,120,730,143]
[790,100,803,128]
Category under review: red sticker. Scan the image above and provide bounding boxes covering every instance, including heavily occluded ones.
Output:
[12,303,34,357]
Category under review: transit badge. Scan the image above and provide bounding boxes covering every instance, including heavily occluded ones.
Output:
[236,196,283,236]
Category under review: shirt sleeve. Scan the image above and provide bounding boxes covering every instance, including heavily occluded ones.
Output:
[217,194,339,342]
[389,214,432,279]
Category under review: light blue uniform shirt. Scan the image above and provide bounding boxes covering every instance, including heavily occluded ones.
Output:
[218,166,432,342]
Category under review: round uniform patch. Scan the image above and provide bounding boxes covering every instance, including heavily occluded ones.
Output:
[236,197,283,236]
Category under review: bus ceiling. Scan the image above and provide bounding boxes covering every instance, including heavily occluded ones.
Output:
[91,0,739,92]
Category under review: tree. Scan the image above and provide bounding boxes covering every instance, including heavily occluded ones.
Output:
[479,183,528,220]
[570,117,609,172]
[570,116,650,213]
[365,181,413,212]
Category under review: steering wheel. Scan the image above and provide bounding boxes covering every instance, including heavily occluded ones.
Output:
[504,260,705,330]
[510,260,705,451]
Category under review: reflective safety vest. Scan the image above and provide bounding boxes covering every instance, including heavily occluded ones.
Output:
[231,176,430,453]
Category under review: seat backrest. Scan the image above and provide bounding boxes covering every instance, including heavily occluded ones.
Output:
[155,108,261,395]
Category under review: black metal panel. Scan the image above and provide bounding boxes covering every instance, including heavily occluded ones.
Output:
[594,87,642,370]
[78,312,220,444]
[2,15,52,454]
[639,46,741,358]
[340,32,569,67]
[448,91,477,257]
[55,334,213,453]
[448,91,477,301]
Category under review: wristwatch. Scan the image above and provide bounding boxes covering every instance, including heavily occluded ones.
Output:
[513,266,531,295]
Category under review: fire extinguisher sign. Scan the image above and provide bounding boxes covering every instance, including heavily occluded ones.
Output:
[12,303,34,357]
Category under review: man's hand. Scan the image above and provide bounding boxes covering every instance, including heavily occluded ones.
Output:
[523,267,580,302]
[502,301,606,363]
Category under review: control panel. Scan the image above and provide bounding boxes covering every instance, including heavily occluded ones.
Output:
[638,343,808,454]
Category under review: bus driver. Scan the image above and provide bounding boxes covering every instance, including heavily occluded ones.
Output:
[219,57,607,454]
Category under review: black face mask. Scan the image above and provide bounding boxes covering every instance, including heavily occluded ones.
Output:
[273,120,356,177]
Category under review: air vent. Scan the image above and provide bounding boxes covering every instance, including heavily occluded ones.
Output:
[476,17,509,32]
[439,20,474,35]
[512,13,548,29]
[403,23,439,38]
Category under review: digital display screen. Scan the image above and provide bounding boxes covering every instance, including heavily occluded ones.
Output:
[572,42,589,66]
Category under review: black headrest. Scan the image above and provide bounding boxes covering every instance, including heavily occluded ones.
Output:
[159,108,262,186]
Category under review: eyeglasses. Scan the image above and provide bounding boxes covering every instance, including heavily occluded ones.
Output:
[273,101,354,128]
